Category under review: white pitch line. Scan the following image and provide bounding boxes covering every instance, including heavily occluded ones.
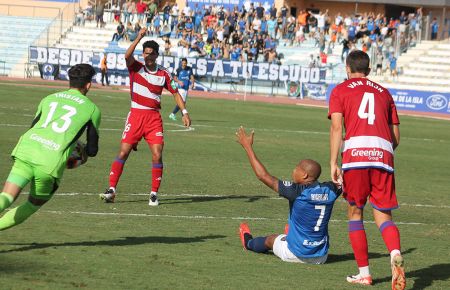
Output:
[41,210,450,226]
[0,121,448,143]
[36,192,450,209]
[0,123,194,133]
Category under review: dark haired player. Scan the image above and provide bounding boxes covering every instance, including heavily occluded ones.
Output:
[100,27,191,206]
[0,64,101,230]
[169,57,194,121]
[328,50,405,289]
[236,126,341,264]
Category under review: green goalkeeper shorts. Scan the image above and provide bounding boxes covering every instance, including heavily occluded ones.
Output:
[7,158,60,201]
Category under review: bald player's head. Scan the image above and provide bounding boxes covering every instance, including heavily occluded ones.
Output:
[292,159,322,184]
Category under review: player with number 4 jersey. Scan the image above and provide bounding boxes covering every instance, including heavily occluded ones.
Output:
[0,64,100,231]
[329,50,404,289]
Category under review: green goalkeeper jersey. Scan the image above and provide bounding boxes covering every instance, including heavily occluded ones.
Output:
[11,89,101,178]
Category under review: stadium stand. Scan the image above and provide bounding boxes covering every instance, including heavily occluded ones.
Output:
[0,16,52,76]
[372,40,450,92]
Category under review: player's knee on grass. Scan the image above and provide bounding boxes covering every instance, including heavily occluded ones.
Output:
[265,234,278,249]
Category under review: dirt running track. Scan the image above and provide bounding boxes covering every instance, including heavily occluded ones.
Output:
[1,77,449,121]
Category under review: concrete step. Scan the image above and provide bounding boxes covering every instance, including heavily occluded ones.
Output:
[408,62,450,71]
[402,69,450,78]
[418,56,450,64]
[395,76,450,86]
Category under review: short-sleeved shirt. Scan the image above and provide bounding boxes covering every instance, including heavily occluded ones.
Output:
[12,89,101,178]
[328,78,399,172]
[176,66,193,90]
[278,180,341,258]
[128,61,178,110]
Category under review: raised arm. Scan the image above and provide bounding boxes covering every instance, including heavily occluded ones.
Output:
[236,126,278,192]
[125,27,147,67]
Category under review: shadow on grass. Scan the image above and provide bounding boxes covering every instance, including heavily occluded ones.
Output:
[0,234,226,253]
[372,263,450,289]
[117,195,269,204]
[327,248,416,264]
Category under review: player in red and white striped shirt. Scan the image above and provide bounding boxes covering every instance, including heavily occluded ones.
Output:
[100,27,191,206]
[329,51,405,289]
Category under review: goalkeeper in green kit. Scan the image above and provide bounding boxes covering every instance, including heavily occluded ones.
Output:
[0,63,101,230]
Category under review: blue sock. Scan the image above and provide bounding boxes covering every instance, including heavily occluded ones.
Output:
[247,236,269,253]
[172,105,180,114]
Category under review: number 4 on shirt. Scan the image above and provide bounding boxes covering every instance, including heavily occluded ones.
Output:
[358,92,375,125]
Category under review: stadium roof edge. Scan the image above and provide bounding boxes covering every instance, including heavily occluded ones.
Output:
[313,0,450,7]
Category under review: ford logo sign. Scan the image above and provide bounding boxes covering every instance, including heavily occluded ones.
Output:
[426,95,448,111]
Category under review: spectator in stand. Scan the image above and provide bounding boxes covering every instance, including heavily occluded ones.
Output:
[95,0,105,28]
[194,10,203,34]
[267,16,277,39]
[260,16,268,36]
[175,15,185,38]
[341,38,350,62]
[147,0,157,27]
[375,51,383,75]
[177,34,189,57]
[162,2,171,25]
[431,17,439,40]
[217,6,226,27]
[211,41,222,59]
[285,15,296,45]
[247,3,255,30]
[206,24,215,43]
[184,17,194,38]
[164,37,172,56]
[256,2,264,20]
[112,1,121,23]
[389,53,398,78]
[84,3,93,22]
[121,0,130,25]
[252,16,261,34]
[75,8,85,26]
[267,48,277,63]
[183,1,192,20]
[136,0,147,23]
[230,44,242,61]
[150,13,161,37]
[171,2,179,31]
[222,42,230,59]
[112,21,125,42]
[128,0,136,23]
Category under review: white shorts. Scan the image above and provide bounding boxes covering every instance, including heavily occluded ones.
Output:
[178,88,188,102]
[272,234,328,264]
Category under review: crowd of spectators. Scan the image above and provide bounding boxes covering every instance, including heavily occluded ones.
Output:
[75,1,430,74]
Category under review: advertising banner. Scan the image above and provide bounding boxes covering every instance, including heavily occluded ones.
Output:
[29,46,327,87]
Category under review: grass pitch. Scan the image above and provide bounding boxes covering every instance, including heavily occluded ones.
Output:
[0,81,449,289]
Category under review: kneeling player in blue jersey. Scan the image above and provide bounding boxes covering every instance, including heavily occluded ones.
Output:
[236,126,341,264]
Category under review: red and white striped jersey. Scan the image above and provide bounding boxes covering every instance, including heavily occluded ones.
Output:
[128,61,178,110]
[328,78,400,172]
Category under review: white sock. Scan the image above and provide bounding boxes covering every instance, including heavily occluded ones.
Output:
[390,249,401,261]
[109,187,116,193]
[359,266,370,277]
[150,191,157,196]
